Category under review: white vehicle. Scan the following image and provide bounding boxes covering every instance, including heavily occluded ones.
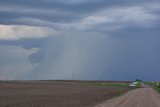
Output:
[129,81,138,87]
[129,84,136,86]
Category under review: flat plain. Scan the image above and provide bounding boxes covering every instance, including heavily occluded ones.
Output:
[0,80,133,107]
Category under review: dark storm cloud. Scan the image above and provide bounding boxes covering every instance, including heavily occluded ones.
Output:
[0,0,159,35]
[0,0,158,25]
[0,0,160,80]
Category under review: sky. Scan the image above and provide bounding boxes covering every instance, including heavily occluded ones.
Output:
[0,0,160,81]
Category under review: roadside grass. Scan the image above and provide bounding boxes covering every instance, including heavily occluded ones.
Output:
[154,87,160,93]
[136,82,142,88]
[146,82,160,93]
[95,82,142,88]
[95,83,129,87]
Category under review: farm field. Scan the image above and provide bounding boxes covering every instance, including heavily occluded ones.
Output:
[0,80,134,107]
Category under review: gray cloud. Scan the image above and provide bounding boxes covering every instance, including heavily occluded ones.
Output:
[0,45,38,80]
[0,0,160,81]
[0,0,159,24]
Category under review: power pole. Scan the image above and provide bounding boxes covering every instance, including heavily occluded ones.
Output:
[72,72,74,80]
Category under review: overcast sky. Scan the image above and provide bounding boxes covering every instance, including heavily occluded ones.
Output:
[0,0,160,81]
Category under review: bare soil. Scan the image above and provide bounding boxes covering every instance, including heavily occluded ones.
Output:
[0,80,133,107]
[96,87,160,107]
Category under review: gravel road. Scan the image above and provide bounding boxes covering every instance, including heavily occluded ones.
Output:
[95,88,160,107]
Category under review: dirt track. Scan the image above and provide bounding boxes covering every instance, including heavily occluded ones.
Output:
[96,88,160,107]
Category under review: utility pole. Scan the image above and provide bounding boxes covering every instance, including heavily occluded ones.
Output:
[72,72,74,80]
[5,77,7,81]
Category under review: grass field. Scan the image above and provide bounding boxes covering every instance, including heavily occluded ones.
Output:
[146,82,160,92]
[0,80,134,107]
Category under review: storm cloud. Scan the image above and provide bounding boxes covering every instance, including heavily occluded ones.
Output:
[0,0,160,81]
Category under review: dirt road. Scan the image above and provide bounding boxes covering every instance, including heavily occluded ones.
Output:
[95,88,160,107]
